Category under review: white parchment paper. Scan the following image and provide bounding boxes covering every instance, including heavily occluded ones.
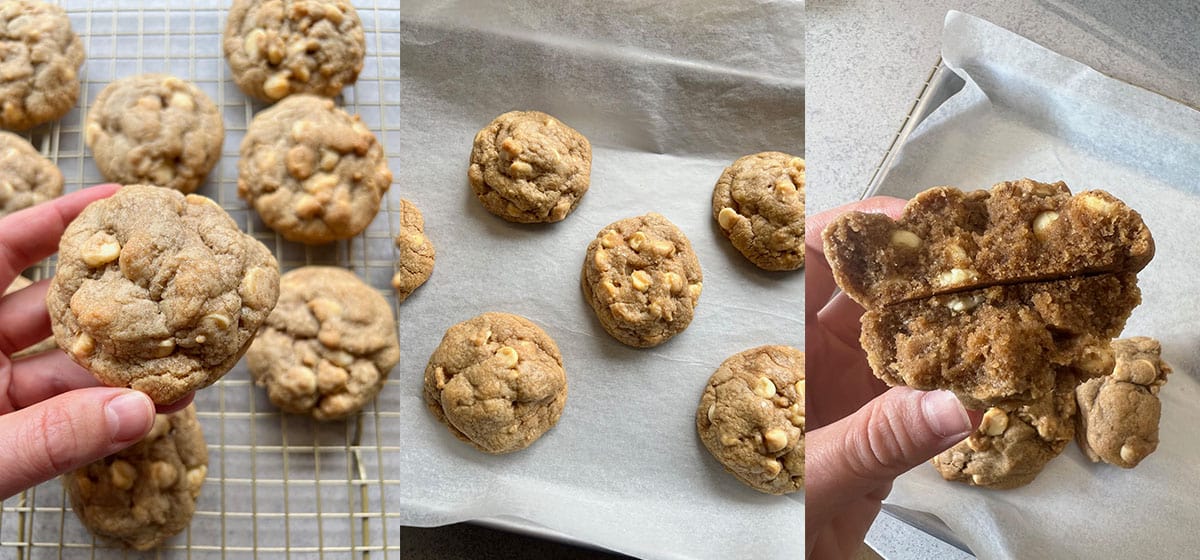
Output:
[872,11,1200,559]
[394,2,803,559]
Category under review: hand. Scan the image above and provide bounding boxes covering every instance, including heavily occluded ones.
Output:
[804,197,979,560]
[0,185,193,500]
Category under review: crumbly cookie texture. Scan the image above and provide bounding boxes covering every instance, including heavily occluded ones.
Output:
[712,152,804,271]
[0,131,62,215]
[85,74,224,194]
[47,186,280,405]
[4,275,57,358]
[1075,336,1170,468]
[64,405,208,550]
[862,273,1139,409]
[823,179,1154,308]
[933,373,1077,489]
[424,312,567,454]
[392,199,434,302]
[223,0,364,102]
[581,213,702,347]
[0,0,85,130]
[468,110,591,223]
[238,94,391,244]
[247,266,399,421]
[697,345,803,495]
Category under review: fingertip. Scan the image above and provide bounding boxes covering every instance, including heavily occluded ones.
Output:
[154,392,194,414]
[104,390,155,443]
[919,389,972,440]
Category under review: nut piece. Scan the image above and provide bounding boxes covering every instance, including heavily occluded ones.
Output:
[1080,193,1116,214]
[763,428,788,453]
[109,460,137,490]
[204,313,232,329]
[630,270,652,292]
[980,408,1009,436]
[753,376,777,399]
[1032,211,1059,241]
[890,230,921,249]
[81,232,121,267]
[717,207,740,230]
[495,346,519,369]
[763,459,783,477]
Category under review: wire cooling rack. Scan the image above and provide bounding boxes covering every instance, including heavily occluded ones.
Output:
[0,1,402,557]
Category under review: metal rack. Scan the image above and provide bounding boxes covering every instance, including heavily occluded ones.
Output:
[0,1,402,557]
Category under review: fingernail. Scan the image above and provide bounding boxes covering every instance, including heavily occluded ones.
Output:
[921,390,971,439]
[105,392,154,443]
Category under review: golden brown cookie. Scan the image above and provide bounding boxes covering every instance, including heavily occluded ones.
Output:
[933,373,1077,489]
[712,152,804,271]
[47,186,280,404]
[0,131,62,216]
[237,94,392,244]
[468,110,591,223]
[85,74,224,194]
[581,213,702,347]
[697,345,803,495]
[246,266,399,421]
[1075,336,1170,468]
[64,405,208,550]
[0,0,85,130]
[223,0,365,102]
[392,199,434,303]
[424,312,567,454]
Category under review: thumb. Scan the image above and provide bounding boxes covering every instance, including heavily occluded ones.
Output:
[807,387,973,518]
[0,387,155,499]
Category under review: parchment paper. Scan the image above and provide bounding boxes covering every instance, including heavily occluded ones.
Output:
[394,2,803,559]
[872,11,1200,559]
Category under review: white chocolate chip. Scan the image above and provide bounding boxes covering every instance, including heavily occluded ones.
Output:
[688,282,702,300]
[496,346,518,369]
[774,178,797,197]
[664,272,684,293]
[753,377,777,399]
[295,194,322,218]
[308,298,343,321]
[629,232,647,251]
[150,461,178,488]
[81,232,121,267]
[84,122,102,146]
[500,138,523,157]
[169,92,194,110]
[509,160,533,176]
[651,240,675,257]
[763,428,788,453]
[243,29,265,59]
[706,404,716,423]
[204,313,232,329]
[763,459,782,477]
[263,72,291,100]
[981,408,1008,436]
[593,249,610,271]
[717,207,740,230]
[324,3,345,23]
[185,465,206,494]
[109,460,137,490]
[1032,211,1059,241]
[152,339,175,358]
[319,149,339,171]
[935,267,979,288]
[600,230,621,249]
[305,172,338,194]
[971,474,986,485]
[946,295,983,313]
[600,281,619,298]
[890,230,921,249]
[1120,444,1138,464]
[71,333,95,357]
[1080,193,1116,215]
[630,270,651,292]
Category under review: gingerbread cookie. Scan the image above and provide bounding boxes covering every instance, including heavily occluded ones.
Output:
[47,186,280,404]
[1075,336,1170,468]
[238,94,392,243]
[64,405,208,550]
[697,345,803,495]
[223,0,365,102]
[581,213,702,347]
[247,266,399,421]
[468,110,591,223]
[0,0,85,130]
[392,199,434,302]
[85,74,224,194]
[0,131,62,216]
[424,312,567,454]
[712,152,804,271]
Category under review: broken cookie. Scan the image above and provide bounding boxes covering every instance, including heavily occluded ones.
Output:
[1075,336,1170,468]
[392,199,434,303]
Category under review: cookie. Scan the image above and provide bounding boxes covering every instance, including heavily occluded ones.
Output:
[696,345,803,495]
[85,74,224,194]
[0,0,85,130]
[392,199,434,302]
[0,131,62,216]
[237,94,392,244]
[862,273,1139,409]
[581,213,702,347]
[1075,336,1170,468]
[223,0,365,102]
[424,312,567,454]
[823,179,1154,308]
[468,110,591,223]
[247,266,399,421]
[712,152,804,271]
[47,186,280,405]
[933,373,1077,489]
[4,275,57,358]
[64,405,208,550]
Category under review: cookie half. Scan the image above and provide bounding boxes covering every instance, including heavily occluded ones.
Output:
[0,131,63,216]
[0,0,85,130]
[1075,336,1170,468]
[392,199,434,302]
[712,152,804,271]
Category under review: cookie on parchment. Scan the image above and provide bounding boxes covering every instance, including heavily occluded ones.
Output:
[0,131,62,216]
[392,199,434,303]
[712,152,804,271]
[1075,336,1171,468]
[0,0,85,130]
[85,74,224,194]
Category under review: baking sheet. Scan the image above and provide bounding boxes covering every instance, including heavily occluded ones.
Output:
[395,2,803,559]
[869,11,1200,559]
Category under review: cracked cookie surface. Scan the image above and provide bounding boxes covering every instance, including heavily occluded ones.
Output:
[468,110,591,223]
[0,0,85,130]
[581,213,702,347]
[247,266,399,421]
[424,312,567,454]
[223,0,364,102]
[712,152,804,271]
[85,74,224,194]
[65,405,208,550]
[1075,336,1170,468]
[238,94,392,244]
[0,130,62,215]
[47,185,280,404]
[697,345,803,495]
[392,199,434,302]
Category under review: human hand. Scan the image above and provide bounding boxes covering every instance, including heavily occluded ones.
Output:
[804,197,979,560]
[0,185,193,500]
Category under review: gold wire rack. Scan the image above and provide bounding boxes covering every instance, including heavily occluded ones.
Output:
[0,1,402,557]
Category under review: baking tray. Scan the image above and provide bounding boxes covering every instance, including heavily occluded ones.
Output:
[0,1,401,557]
